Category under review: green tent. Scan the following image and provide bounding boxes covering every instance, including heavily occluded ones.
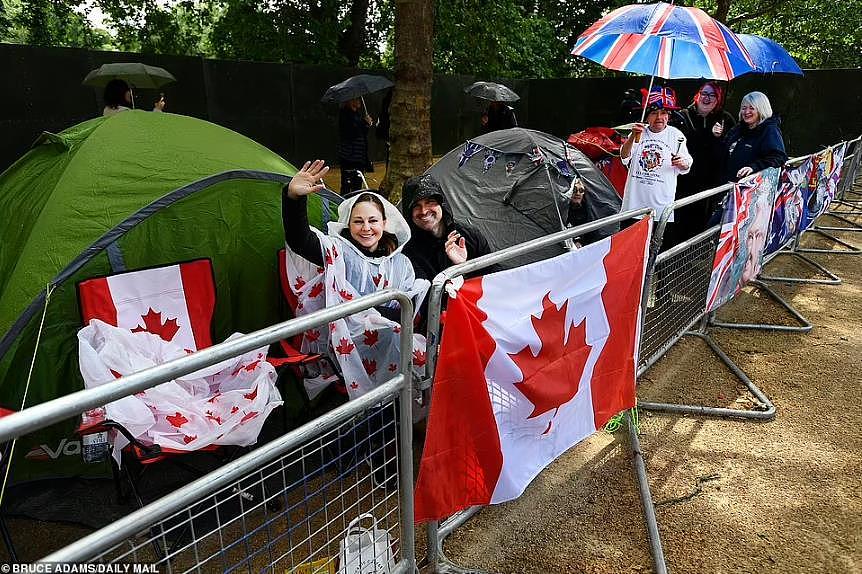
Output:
[0,111,340,482]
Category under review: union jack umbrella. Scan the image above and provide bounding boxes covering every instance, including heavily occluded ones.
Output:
[572,2,755,81]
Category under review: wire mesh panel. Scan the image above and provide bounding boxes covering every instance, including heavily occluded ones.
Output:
[638,228,718,372]
[87,398,402,574]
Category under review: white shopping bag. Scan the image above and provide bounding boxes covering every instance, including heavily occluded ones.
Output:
[337,513,396,574]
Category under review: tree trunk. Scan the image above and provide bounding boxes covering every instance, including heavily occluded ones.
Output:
[340,0,370,67]
[380,0,433,203]
[713,0,731,23]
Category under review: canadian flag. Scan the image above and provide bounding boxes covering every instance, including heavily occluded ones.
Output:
[414,217,651,522]
[78,260,216,352]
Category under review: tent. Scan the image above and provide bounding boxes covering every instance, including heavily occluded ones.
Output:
[0,111,340,483]
[426,128,621,268]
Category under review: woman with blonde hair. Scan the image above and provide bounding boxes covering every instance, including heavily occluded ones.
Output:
[724,91,787,181]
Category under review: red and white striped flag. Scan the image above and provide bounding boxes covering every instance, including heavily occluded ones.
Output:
[414,218,651,522]
[79,259,216,352]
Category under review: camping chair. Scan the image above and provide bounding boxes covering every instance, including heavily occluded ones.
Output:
[76,258,268,508]
[276,248,346,406]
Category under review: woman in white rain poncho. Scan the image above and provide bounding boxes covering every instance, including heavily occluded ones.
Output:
[283,160,429,399]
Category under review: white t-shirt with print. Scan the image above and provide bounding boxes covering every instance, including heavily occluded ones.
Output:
[620,125,692,222]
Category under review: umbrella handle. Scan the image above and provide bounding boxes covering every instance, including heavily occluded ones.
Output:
[360,96,375,126]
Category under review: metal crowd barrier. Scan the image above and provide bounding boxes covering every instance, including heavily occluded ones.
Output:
[417,208,669,574]
[794,141,861,256]
[7,135,859,573]
[419,136,862,573]
[817,136,862,228]
[636,185,778,420]
[760,137,862,284]
[0,290,417,574]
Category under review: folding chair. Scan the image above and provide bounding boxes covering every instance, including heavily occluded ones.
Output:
[76,258,269,507]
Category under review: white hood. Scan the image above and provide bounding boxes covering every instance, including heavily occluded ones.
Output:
[327,191,412,257]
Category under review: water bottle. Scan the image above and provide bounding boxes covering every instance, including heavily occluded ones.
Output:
[81,407,110,463]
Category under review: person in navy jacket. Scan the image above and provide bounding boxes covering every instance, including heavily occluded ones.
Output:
[724,91,788,181]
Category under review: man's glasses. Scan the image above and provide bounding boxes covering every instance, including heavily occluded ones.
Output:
[699,91,717,100]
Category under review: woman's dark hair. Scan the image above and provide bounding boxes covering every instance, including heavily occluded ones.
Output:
[344,192,399,254]
[104,79,131,109]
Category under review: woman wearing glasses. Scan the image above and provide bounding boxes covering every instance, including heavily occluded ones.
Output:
[669,81,737,243]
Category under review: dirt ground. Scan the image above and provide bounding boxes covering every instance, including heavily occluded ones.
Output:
[441,206,862,573]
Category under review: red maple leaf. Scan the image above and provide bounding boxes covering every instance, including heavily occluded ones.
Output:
[306,329,321,342]
[244,360,261,372]
[241,411,258,423]
[393,325,401,334]
[207,394,220,404]
[109,369,123,379]
[339,289,354,301]
[166,412,188,428]
[308,283,324,298]
[331,244,338,259]
[363,329,379,347]
[183,435,197,444]
[335,338,355,355]
[325,248,333,265]
[388,363,398,372]
[362,358,377,375]
[131,308,180,342]
[349,381,359,390]
[329,323,337,333]
[231,406,239,414]
[412,349,427,367]
[294,276,306,290]
[510,293,592,420]
[206,413,222,424]
[244,387,258,401]
[372,274,383,287]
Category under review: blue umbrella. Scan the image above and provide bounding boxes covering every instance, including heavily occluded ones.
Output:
[737,34,803,75]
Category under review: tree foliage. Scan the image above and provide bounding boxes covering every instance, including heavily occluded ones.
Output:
[695,0,862,69]
[433,0,570,78]
[1,0,110,48]
[0,0,859,75]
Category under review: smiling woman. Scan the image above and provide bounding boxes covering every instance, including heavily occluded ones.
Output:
[724,91,787,181]
[281,160,429,399]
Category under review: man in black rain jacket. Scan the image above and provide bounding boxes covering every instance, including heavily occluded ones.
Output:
[401,174,493,282]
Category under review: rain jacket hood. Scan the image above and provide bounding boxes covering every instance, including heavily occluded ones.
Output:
[328,190,412,259]
[401,174,455,233]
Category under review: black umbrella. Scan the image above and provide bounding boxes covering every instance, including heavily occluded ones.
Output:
[321,74,394,104]
[464,81,520,102]
[82,63,177,89]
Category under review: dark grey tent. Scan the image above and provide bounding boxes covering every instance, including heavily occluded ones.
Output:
[426,128,621,268]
